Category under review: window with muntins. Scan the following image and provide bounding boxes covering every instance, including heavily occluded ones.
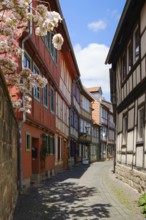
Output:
[43,32,57,63]
[121,25,140,82]
[23,53,31,68]
[33,65,40,100]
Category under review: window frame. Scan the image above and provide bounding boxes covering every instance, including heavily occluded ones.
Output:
[43,32,57,63]
[43,84,48,108]
[50,86,54,113]
[26,132,31,151]
[122,51,127,81]
[33,64,40,101]
[127,40,133,73]
[23,52,31,69]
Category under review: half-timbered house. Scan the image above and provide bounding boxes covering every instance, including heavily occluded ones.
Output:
[106,0,146,192]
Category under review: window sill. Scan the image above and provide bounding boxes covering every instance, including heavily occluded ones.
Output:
[34,96,40,102]
[136,140,144,146]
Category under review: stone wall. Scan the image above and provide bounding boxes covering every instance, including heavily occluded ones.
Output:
[0,74,18,220]
[116,163,146,193]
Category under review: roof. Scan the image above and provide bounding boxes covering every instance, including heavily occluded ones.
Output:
[54,0,80,79]
[87,86,101,93]
[81,84,94,101]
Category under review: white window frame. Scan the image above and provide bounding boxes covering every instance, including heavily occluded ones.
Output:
[23,52,31,69]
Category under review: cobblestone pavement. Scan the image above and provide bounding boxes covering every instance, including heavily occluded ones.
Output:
[13,161,145,220]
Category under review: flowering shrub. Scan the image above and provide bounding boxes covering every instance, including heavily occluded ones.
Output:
[0,0,64,113]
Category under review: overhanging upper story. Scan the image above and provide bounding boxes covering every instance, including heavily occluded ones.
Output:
[105,0,146,112]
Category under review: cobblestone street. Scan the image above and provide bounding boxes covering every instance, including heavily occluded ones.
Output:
[13,161,145,220]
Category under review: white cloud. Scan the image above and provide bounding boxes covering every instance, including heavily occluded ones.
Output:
[106,8,121,20]
[74,43,111,101]
[88,20,107,32]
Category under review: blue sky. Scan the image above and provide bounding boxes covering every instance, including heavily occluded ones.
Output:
[59,0,126,101]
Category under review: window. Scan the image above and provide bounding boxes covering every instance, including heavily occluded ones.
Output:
[127,41,133,72]
[23,53,31,68]
[26,133,31,151]
[49,136,55,154]
[122,115,128,145]
[33,65,40,100]
[102,108,108,119]
[42,135,55,155]
[122,52,127,81]
[82,96,90,112]
[43,85,48,107]
[137,107,144,141]
[50,87,54,112]
[134,27,140,63]
[43,32,57,63]
[70,111,74,127]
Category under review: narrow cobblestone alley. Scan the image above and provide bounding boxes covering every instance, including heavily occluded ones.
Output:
[13,161,145,220]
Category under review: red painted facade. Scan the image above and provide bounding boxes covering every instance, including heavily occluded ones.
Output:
[17,0,80,187]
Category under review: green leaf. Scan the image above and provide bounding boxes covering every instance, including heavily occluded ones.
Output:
[143,194,146,201]
[138,198,146,207]
[141,205,146,214]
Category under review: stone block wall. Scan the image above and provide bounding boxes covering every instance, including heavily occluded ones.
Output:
[0,74,18,220]
[116,163,146,193]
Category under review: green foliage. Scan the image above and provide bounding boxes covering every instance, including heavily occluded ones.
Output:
[137,193,146,217]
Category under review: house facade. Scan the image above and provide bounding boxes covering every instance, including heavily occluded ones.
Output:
[91,123,100,162]
[16,0,79,188]
[79,85,93,164]
[87,87,115,161]
[101,100,115,160]
[106,0,146,192]
[69,79,81,167]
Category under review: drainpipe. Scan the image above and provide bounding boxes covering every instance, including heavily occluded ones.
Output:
[19,3,32,192]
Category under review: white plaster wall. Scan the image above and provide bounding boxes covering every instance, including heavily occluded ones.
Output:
[136,146,143,167]
[140,3,146,33]
[127,131,134,151]
[127,154,133,165]
[136,65,141,85]
[121,154,126,164]
[141,57,146,80]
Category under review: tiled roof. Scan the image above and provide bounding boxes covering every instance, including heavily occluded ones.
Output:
[87,86,101,92]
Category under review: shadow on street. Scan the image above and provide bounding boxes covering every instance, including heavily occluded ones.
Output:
[13,165,111,220]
